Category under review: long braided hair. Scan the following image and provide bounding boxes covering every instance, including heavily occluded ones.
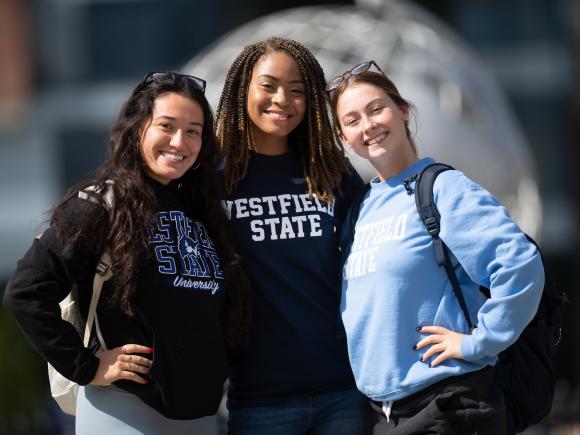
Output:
[216,37,351,202]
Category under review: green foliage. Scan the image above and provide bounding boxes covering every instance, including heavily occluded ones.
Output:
[0,283,47,433]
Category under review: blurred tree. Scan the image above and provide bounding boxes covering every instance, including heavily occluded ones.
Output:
[0,285,48,434]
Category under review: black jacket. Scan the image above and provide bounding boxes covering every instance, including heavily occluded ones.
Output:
[3,178,229,419]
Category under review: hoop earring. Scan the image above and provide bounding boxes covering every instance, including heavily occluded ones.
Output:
[191,162,200,170]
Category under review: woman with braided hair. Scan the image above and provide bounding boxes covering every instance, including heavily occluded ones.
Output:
[216,37,369,434]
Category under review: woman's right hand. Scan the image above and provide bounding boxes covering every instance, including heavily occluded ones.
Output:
[90,344,153,385]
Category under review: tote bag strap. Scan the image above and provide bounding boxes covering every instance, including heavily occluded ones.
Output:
[82,250,113,347]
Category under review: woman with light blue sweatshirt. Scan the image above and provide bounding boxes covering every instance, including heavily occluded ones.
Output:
[327,61,544,434]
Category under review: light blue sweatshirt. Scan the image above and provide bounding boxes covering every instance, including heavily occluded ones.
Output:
[340,157,544,402]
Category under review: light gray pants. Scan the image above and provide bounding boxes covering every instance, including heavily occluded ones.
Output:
[76,384,218,435]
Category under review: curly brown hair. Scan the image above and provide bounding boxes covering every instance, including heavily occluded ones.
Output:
[216,37,351,202]
[51,73,251,347]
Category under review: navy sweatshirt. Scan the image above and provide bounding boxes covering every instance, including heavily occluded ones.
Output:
[3,178,229,419]
[223,150,363,407]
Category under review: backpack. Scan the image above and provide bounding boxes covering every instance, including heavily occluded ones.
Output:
[48,252,112,415]
[47,183,114,415]
[342,163,568,432]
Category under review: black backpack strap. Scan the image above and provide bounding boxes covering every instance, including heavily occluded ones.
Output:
[414,163,475,331]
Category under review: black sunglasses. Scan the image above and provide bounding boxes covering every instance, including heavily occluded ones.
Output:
[140,71,207,93]
[326,60,386,93]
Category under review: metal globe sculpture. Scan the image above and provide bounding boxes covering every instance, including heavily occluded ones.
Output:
[184,0,541,236]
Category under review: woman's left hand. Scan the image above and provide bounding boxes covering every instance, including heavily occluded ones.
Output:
[415,326,466,367]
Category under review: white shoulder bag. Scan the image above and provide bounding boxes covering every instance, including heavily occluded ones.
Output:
[48,184,114,415]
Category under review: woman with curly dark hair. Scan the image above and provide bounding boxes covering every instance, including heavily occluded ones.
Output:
[216,37,368,434]
[4,72,250,434]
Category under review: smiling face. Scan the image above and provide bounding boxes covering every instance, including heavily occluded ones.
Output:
[140,92,204,185]
[336,82,416,179]
[246,51,306,154]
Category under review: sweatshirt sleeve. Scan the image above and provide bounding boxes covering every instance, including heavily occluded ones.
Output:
[434,171,544,361]
[3,199,102,385]
[335,168,365,233]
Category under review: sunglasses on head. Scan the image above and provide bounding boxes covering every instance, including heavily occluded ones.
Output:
[140,71,207,94]
[326,60,386,93]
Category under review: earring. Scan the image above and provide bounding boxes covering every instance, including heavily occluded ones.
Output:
[191,162,200,170]
[247,121,257,151]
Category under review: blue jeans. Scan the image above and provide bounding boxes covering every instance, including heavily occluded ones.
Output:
[227,387,370,435]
